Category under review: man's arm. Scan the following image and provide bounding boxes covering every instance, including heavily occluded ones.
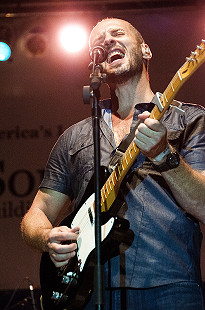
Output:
[160,160,205,222]
[135,111,205,224]
[21,188,79,267]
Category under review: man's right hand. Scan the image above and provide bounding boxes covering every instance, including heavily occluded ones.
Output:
[46,226,80,267]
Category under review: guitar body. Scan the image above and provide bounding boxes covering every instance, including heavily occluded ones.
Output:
[40,167,132,310]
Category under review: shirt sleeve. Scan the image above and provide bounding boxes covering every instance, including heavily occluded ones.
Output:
[181,106,205,171]
[40,131,74,198]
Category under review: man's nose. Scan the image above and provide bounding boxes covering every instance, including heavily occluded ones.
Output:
[103,35,116,48]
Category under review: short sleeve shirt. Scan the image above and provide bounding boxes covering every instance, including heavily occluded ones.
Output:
[40,100,205,288]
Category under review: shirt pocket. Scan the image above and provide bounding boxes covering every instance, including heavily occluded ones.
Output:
[68,134,94,183]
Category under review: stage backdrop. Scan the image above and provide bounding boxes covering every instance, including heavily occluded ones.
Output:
[0,5,205,291]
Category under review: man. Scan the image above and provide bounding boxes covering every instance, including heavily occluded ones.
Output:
[21,18,205,309]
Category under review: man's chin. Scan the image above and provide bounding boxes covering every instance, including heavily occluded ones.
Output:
[106,69,137,84]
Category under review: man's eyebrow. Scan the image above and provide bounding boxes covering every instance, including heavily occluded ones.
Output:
[111,28,125,33]
[91,27,126,47]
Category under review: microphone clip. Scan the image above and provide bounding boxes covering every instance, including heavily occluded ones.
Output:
[89,62,106,90]
[89,45,107,90]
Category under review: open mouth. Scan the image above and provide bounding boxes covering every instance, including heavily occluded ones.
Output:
[107,49,125,64]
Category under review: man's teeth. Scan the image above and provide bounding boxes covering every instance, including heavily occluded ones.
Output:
[107,51,125,64]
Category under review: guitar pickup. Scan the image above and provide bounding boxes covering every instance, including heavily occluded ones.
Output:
[88,207,94,224]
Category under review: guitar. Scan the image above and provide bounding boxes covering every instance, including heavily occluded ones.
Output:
[40,40,205,310]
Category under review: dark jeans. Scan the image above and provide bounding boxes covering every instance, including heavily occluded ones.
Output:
[84,282,204,310]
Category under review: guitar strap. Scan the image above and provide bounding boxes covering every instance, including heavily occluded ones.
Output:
[108,119,142,172]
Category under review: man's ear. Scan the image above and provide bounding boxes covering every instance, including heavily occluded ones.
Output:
[141,43,152,60]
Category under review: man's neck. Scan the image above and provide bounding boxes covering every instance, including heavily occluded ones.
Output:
[110,72,154,120]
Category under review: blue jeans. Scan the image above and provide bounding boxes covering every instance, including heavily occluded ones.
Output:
[84,282,204,310]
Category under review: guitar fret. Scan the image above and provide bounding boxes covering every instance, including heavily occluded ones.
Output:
[101,188,105,203]
[111,173,116,186]
[105,183,110,197]
[177,70,182,81]
[107,177,112,191]
[102,186,106,198]
[117,165,123,176]
[108,177,113,188]
[103,185,108,199]
[166,84,174,97]
[124,154,128,166]
[133,142,138,152]
[151,106,159,119]
[171,74,180,92]
[164,92,168,103]
[171,81,175,92]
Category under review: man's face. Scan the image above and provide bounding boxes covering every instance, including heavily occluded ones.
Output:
[89,19,144,84]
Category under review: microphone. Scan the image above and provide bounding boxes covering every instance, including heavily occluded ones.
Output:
[90,45,108,64]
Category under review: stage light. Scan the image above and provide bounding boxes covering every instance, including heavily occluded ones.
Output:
[59,24,87,53]
[0,42,11,61]
[0,26,12,61]
[20,26,48,58]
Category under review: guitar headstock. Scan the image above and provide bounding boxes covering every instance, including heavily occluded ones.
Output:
[179,39,205,80]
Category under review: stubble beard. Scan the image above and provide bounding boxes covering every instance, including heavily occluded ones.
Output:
[105,47,144,85]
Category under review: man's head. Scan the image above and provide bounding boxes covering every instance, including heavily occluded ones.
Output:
[89,18,152,84]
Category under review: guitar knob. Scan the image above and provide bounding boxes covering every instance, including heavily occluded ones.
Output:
[52,291,68,303]
[52,291,62,301]
[62,271,79,287]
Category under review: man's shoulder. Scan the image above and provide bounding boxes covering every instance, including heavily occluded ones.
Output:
[164,101,205,123]
[181,102,205,114]
[63,117,93,136]
[178,102,205,124]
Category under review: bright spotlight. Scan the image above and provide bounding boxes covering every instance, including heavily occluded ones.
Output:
[59,24,87,53]
[0,42,11,61]
[0,25,12,61]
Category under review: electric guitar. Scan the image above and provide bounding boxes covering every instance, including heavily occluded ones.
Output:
[40,40,205,310]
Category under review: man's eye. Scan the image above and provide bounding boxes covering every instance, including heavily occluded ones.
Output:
[114,31,125,36]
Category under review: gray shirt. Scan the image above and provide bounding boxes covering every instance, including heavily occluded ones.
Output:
[41,100,205,288]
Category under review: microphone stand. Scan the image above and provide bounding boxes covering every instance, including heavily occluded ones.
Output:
[29,282,37,310]
[83,53,106,310]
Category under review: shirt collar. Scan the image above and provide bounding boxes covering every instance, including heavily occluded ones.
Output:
[100,99,155,131]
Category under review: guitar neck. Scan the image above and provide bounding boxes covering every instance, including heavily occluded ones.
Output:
[100,40,205,213]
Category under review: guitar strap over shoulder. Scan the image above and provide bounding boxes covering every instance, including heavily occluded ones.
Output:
[108,119,142,172]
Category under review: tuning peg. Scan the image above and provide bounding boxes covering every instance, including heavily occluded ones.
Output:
[186,57,196,62]
[197,45,203,50]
